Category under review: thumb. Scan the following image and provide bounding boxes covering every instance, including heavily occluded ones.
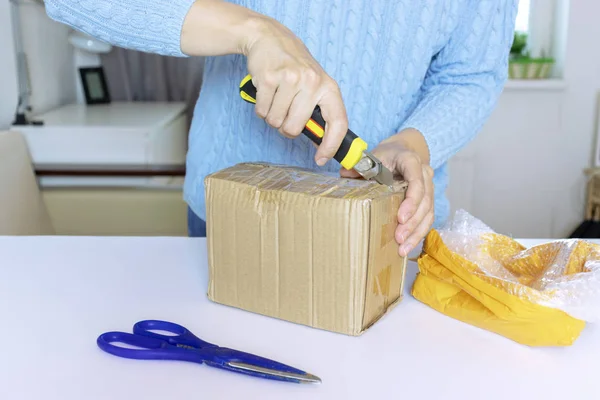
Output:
[339,145,397,179]
[339,167,361,179]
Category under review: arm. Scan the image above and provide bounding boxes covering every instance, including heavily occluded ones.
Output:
[397,0,519,169]
[347,1,518,256]
[45,0,349,165]
[44,0,266,57]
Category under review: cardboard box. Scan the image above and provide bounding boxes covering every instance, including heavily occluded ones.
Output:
[205,162,408,336]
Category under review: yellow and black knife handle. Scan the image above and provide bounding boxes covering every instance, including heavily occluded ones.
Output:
[239,74,367,171]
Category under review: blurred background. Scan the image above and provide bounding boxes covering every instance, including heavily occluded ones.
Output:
[0,0,598,239]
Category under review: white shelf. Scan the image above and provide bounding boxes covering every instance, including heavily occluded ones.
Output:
[25,102,187,128]
[10,102,189,166]
[504,79,567,91]
[39,176,184,189]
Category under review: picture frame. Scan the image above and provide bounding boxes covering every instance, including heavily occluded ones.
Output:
[78,66,111,105]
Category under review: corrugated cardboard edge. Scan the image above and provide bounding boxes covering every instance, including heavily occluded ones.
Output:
[205,175,216,301]
[354,181,408,336]
[357,255,409,335]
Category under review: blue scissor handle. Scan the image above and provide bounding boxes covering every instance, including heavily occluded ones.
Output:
[97,322,319,384]
[133,320,217,350]
[96,331,207,363]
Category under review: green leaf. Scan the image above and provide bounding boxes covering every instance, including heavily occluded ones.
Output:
[510,31,528,56]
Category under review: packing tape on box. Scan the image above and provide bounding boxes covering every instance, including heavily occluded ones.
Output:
[380,219,397,248]
[373,264,392,300]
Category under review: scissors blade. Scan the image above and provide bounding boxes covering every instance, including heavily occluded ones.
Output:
[227,361,322,384]
[353,151,395,187]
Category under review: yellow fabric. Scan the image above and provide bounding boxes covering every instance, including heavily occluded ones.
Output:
[411,229,588,347]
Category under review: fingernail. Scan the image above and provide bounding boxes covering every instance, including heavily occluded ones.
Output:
[401,213,411,223]
[316,158,328,166]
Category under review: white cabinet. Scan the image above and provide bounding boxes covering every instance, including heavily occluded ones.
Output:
[10,102,190,236]
[41,187,188,236]
[10,102,188,165]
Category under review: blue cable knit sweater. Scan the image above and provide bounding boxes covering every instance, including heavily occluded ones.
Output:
[45,0,517,228]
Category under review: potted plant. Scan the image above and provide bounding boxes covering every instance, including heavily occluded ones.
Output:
[508,32,555,79]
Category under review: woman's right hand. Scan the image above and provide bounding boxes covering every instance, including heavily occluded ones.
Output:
[242,19,349,167]
[181,1,348,167]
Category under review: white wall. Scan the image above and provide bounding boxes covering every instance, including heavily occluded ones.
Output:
[558,0,600,235]
[0,0,75,129]
[19,2,77,113]
[447,0,600,238]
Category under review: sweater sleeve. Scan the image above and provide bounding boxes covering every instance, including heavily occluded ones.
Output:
[44,0,196,57]
[398,0,518,170]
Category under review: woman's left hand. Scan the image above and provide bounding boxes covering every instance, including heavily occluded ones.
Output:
[340,129,434,257]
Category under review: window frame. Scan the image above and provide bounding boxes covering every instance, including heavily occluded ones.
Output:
[522,0,569,78]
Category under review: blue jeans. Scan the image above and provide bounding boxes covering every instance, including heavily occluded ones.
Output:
[187,207,206,237]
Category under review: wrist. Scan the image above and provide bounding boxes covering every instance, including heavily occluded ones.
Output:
[239,15,275,56]
[180,0,270,56]
[391,128,431,165]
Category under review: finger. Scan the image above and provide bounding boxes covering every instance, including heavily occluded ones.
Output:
[397,154,425,224]
[265,82,301,134]
[339,167,361,179]
[395,178,432,245]
[279,91,317,138]
[340,140,397,180]
[267,87,299,134]
[397,166,434,236]
[398,210,435,257]
[314,84,348,166]
[254,77,276,120]
[397,167,434,254]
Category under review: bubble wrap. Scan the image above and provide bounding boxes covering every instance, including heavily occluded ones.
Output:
[438,209,600,322]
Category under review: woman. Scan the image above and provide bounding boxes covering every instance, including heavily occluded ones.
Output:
[45,0,517,256]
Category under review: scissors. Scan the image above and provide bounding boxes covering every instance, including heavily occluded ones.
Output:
[97,320,321,384]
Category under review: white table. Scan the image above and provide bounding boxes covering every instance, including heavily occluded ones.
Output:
[0,236,598,400]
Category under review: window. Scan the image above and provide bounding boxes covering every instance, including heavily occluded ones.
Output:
[515,0,531,33]
[512,0,568,79]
